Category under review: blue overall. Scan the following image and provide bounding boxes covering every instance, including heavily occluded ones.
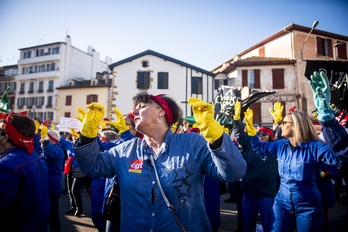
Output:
[249,136,338,232]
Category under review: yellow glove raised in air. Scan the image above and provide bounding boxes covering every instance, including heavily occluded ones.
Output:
[269,101,284,123]
[244,108,256,136]
[234,101,241,121]
[51,123,55,131]
[40,125,48,139]
[100,120,107,129]
[76,107,86,122]
[106,107,129,134]
[35,120,40,134]
[188,98,223,142]
[81,103,105,138]
[70,128,79,139]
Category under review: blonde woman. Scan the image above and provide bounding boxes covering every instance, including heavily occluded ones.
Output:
[246,109,338,232]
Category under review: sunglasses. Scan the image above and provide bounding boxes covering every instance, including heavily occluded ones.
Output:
[257,132,269,136]
[282,121,293,126]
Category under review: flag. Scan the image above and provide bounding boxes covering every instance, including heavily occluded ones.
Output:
[0,86,11,113]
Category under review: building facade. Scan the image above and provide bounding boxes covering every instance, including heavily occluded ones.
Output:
[212,23,348,124]
[108,50,215,120]
[0,65,18,111]
[14,35,111,123]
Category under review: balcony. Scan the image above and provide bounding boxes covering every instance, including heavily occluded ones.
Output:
[16,71,59,80]
[18,54,61,65]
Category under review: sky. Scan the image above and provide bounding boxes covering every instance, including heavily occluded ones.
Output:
[0,0,347,71]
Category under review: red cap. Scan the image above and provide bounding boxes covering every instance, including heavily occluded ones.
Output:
[258,127,274,139]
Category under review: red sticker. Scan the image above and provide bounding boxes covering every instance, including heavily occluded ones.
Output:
[129,159,143,173]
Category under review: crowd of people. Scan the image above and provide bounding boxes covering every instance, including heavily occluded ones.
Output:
[0,71,347,232]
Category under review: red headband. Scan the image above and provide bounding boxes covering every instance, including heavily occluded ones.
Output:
[127,112,135,121]
[48,133,59,144]
[99,135,109,143]
[2,113,34,155]
[149,94,174,125]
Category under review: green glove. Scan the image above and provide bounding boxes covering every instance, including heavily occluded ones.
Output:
[76,107,86,122]
[309,71,334,121]
[188,98,223,142]
[81,103,105,138]
[106,107,129,134]
[233,101,241,121]
[269,101,284,123]
[40,125,48,139]
[244,108,256,136]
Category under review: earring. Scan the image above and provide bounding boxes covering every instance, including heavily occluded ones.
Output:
[157,116,162,124]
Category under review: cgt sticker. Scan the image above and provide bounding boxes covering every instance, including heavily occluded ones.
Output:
[129,159,143,173]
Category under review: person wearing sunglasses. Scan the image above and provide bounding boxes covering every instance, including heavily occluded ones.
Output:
[246,107,338,232]
[232,102,278,232]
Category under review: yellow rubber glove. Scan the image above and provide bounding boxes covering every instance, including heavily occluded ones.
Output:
[81,103,105,138]
[70,128,79,139]
[244,108,256,136]
[188,98,224,142]
[40,125,48,139]
[269,102,284,123]
[320,171,325,178]
[234,101,241,121]
[100,120,107,129]
[106,107,129,134]
[171,121,178,133]
[76,107,86,122]
[192,123,198,128]
[51,123,55,131]
[223,127,230,134]
[34,120,40,134]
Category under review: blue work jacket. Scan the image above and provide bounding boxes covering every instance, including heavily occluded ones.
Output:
[0,147,50,231]
[74,130,246,232]
[41,142,65,196]
[249,136,338,212]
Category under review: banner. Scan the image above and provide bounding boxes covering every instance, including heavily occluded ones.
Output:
[58,117,81,132]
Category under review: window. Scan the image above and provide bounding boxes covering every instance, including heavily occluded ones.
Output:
[19,83,25,94]
[38,81,44,92]
[52,47,60,54]
[86,94,98,104]
[336,41,347,60]
[46,64,50,71]
[34,66,38,73]
[158,72,168,89]
[36,49,39,57]
[66,95,72,105]
[0,83,6,92]
[51,63,55,71]
[316,37,333,57]
[47,96,53,108]
[214,79,220,90]
[37,97,44,108]
[272,69,285,89]
[13,69,18,75]
[137,72,150,89]
[40,49,44,56]
[48,80,54,92]
[10,82,16,91]
[27,97,36,108]
[22,67,25,74]
[47,48,51,55]
[242,69,260,88]
[38,112,45,121]
[191,76,202,94]
[28,82,34,93]
[142,61,149,67]
[17,98,26,109]
[27,51,31,58]
[39,65,45,72]
[47,112,54,121]
[4,70,9,76]
[65,112,71,118]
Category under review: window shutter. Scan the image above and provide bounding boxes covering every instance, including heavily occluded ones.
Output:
[87,95,91,104]
[65,112,71,118]
[95,95,98,102]
[328,39,333,57]
[317,37,323,56]
[338,43,347,59]
[254,70,260,88]
[272,69,284,89]
[250,102,261,123]
[137,72,144,88]
[242,70,248,86]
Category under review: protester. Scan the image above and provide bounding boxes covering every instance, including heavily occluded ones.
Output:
[39,126,65,232]
[309,71,348,222]
[73,92,246,231]
[0,113,50,231]
[245,107,338,231]
[233,102,278,232]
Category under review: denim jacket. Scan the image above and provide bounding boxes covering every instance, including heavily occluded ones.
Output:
[74,130,246,232]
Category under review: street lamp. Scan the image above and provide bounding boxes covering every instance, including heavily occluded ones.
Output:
[300,20,319,60]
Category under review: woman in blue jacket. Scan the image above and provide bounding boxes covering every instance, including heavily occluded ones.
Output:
[245,108,338,232]
[73,92,246,232]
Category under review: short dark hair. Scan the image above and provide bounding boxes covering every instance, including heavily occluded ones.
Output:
[133,92,182,126]
[4,114,35,146]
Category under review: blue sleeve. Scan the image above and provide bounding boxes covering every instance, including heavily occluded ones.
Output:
[33,134,42,155]
[320,118,348,162]
[233,119,253,158]
[248,135,279,157]
[120,130,136,141]
[100,139,123,152]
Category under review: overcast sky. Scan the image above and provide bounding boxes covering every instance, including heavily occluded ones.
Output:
[1,0,347,71]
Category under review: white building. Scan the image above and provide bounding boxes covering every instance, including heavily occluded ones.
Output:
[108,50,215,120]
[14,36,111,123]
